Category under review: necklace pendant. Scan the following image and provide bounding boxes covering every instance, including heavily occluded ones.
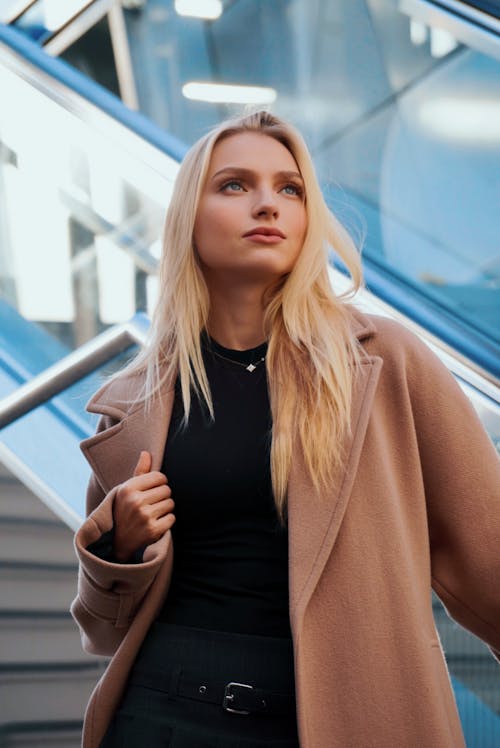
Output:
[246,363,257,372]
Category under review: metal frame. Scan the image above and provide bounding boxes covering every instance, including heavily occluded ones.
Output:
[4,0,139,108]
[400,0,500,60]
[0,316,147,430]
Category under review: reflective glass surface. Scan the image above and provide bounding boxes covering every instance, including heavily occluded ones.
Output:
[0,55,178,355]
[123,0,499,363]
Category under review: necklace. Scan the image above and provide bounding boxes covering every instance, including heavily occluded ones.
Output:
[210,348,266,373]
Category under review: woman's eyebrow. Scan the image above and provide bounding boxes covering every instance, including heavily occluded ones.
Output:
[210,166,303,182]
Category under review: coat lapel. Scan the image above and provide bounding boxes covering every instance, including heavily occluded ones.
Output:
[288,354,382,636]
[80,383,175,495]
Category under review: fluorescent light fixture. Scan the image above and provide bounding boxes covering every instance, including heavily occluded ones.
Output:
[417,97,500,144]
[182,82,277,104]
[175,0,223,19]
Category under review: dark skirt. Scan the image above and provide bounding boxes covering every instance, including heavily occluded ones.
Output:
[100,621,300,747]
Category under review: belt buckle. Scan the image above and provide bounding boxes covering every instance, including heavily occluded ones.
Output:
[223,681,253,714]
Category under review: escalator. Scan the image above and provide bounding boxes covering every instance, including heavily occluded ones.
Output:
[0,2,499,745]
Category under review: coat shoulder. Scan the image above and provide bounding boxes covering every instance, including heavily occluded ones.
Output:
[358,312,436,366]
[354,311,460,403]
[345,305,431,359]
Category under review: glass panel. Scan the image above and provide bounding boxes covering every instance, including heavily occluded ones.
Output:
[0,54,178,360]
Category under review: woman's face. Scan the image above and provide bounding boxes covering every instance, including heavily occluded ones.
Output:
[193,132,307,286]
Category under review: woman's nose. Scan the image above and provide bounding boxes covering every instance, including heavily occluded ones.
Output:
[252,188,279,219]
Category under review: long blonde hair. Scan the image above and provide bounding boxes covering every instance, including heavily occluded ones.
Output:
[119,111,363,522]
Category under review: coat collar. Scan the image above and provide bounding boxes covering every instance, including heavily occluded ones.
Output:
[80,307,382,637]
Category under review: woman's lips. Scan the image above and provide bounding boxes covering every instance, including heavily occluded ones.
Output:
[242,228,286,244]
[243,233,284,244]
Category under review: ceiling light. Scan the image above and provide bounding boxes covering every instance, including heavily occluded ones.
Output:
[175,0,223,19]
[182,82,277,104]
[417,97,500,144]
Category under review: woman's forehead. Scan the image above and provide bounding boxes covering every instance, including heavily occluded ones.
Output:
[208,131,300,175]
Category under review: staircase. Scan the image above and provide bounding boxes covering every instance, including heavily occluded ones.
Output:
[0,463,106,748]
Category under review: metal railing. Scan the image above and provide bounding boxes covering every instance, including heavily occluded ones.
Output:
[0,314,148,431]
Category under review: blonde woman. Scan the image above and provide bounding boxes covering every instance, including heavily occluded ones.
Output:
[72,111,500,748]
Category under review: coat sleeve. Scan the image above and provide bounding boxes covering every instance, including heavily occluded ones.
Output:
[70,415,171,657]
[402,328,500,662]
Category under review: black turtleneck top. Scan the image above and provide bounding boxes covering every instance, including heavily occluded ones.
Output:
[156,334,291,638]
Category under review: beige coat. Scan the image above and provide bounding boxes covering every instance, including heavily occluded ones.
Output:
[71,309,500,748]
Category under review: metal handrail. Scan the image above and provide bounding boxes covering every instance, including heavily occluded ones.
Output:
[0,316,148,430]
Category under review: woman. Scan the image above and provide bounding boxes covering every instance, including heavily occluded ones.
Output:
[72,111,500,748]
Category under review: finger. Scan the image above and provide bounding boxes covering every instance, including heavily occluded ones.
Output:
[130,471,168,492]
[140,485,172,505]
[155,512,176,536]
[150,498,175,519]
[133,450,152,477]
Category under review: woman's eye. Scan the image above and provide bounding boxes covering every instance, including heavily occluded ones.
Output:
[281,183,303,197]
[221,180,244,192]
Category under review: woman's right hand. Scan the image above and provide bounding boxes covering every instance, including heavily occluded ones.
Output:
[112,451,175,563]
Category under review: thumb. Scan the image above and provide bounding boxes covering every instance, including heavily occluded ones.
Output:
[133,450,152,477]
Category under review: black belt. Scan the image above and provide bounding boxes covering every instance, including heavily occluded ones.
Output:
[129,667,295,716]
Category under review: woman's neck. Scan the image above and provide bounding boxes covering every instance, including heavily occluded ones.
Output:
[205,284,267,350]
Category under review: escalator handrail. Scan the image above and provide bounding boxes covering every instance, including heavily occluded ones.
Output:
[0,313,148,430]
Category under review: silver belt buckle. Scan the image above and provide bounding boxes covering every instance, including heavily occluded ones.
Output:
[223,681,253,714]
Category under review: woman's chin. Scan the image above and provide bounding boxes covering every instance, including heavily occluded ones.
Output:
[203,261,294,287]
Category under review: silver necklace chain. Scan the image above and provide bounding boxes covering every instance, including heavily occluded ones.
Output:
[210,348,266,373]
